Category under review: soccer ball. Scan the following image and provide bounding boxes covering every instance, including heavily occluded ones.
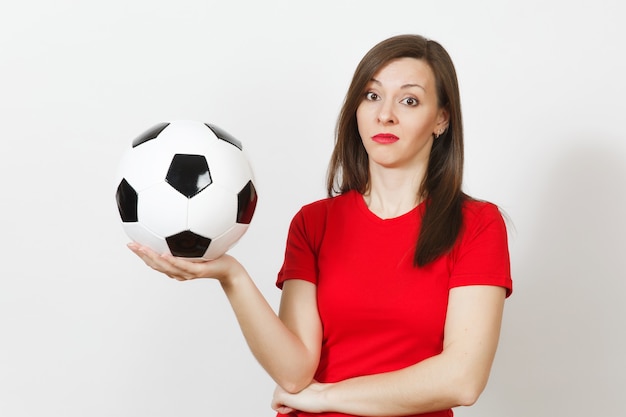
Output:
[115,120,258,260]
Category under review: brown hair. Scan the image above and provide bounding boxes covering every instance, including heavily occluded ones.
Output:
[326,34,466,266]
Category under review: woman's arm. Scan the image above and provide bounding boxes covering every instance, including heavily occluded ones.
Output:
[273,285,506,416]
[223,277,322,393]
[128,244,322,392]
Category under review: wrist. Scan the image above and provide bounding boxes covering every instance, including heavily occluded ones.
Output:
[217,257,247,289]
[313,382,334,413]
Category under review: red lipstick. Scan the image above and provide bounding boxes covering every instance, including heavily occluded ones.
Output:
[372,133,399,144]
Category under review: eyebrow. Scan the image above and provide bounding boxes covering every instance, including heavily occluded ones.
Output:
[370,78,426,92]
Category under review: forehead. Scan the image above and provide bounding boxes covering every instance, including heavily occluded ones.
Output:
[371,57,436,89]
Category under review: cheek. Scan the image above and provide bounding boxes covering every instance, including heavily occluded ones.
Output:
[356,106,367,135]
[355,104,365,121]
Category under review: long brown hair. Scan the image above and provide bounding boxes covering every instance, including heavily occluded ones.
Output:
[326,34,466,266]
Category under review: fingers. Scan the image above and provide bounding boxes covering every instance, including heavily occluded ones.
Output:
[272,404,295,414]
[126,242,243,284]
[127,242,201,281]
[271,397,295,414]
[272,385,295,414]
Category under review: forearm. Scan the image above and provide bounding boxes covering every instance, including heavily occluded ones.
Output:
[318,352,484,416]
[128,244,319,391]
[302,286,506,416]
[220,271,318,391]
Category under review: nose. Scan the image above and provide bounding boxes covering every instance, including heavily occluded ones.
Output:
[377,100,397,125]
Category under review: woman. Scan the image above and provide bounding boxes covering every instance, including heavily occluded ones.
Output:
[129,34,512,417]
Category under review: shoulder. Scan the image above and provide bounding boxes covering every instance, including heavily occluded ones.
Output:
[297,191,356,219]
[287,191,356,248]
[453,198,513,296]
[461,198,505,227]
[456,198,509,249]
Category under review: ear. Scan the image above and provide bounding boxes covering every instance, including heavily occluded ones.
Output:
[434,107,450,137]
[436,107,450,131]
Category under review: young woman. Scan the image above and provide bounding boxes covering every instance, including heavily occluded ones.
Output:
[129,34,512,417]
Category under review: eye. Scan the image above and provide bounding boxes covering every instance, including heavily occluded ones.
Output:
[401,97,419,106]
[364,91,380,101]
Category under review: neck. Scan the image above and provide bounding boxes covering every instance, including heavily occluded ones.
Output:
[363,164,425,219]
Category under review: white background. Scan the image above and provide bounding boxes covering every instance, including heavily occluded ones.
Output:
[1,1,625,416]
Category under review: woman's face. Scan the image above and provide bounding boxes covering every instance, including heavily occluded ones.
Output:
[356,57,448,172]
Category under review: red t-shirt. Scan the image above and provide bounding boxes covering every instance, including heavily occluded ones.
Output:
[276,190,512,417]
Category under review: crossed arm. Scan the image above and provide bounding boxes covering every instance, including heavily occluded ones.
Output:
[272,284,506,416]
[128,243,506,416]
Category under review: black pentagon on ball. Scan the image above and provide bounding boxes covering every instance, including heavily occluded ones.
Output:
[115,178,138,222]
[132,122,170,148]
[166,230,212,258]
[237,180,258,224]
[205,123,243,150]
[165,154,212,198]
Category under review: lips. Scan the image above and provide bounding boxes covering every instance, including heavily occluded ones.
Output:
[372,133,399,144]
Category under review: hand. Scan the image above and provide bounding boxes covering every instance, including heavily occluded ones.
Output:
[271,384,295,415]
[272,381,331,414]
[127,242,243,283]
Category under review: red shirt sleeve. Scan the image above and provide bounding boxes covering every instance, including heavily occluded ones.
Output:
[449,201,513,296]
[276,201,327,289]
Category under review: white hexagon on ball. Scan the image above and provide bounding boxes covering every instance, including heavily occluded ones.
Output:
[138,182,189,238]
[188,184,237,238]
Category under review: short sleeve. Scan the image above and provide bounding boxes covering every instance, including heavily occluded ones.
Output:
[276,202,327,289]
[449,202,513,297]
